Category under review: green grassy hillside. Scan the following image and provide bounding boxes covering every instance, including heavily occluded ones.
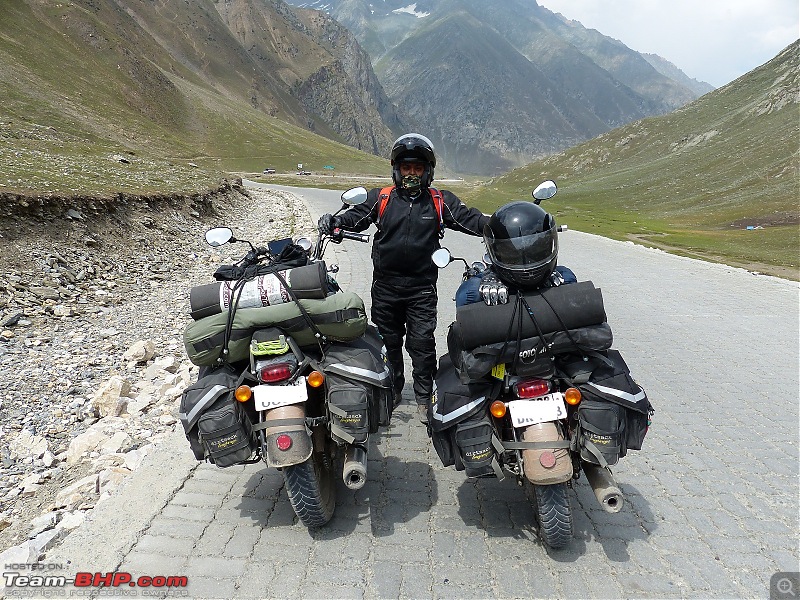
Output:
[461,42,799,279]
[0,0,387,197]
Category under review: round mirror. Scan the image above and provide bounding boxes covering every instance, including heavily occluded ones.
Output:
[296,237,313,252]
[431,248,452,268]
[205,227,233,247]
[532,180,557,202]
[341,187,368,206]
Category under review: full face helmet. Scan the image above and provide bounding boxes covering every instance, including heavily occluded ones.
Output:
[390,133,436,195]
[483,201,558,290]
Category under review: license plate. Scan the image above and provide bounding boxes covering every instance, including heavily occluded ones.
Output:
[253,377,307,411]
[507,394,567,427]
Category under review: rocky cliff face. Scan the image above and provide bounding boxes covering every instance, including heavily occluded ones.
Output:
[290,7,405,154]
[209,0,405,154]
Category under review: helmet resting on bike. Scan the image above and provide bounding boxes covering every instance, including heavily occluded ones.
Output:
[483,201,558,290]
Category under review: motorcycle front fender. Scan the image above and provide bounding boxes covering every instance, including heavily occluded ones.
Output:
[262,404,313,468]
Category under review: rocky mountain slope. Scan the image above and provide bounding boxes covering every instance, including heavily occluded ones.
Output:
[291,0,712,174]
[479,41,799,279]
[0,182,317,558]
[0,0,402,189]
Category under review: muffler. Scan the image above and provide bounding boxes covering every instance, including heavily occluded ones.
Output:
[342,445,368,490]
[583,463,624,513]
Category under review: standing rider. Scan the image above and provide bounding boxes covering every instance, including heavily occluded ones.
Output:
[319,133,489,422]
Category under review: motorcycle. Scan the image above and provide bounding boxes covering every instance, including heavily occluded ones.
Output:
[428,180,652,549]
[180,187,393,528]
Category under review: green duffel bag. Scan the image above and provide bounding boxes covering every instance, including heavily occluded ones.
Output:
[184,291,367,366]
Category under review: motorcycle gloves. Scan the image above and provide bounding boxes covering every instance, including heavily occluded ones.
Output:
[318,213,339,235]
[479,273,509,305]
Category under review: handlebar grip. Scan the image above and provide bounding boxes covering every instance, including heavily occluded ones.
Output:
[337,229,370,243]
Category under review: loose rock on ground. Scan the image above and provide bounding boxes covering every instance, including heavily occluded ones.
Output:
[0,181,316,559]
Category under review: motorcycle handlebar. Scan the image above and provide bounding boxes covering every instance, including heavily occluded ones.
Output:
[336,229,370,243]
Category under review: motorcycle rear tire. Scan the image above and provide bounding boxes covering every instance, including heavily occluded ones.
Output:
[283,451,336,528]
[531,482,573,549]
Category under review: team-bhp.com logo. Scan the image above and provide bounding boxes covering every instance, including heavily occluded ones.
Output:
[3,564,189,597]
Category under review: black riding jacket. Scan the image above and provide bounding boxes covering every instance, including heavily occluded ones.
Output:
[336,186,489,287]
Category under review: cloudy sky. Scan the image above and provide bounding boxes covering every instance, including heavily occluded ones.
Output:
[537,0,799,88]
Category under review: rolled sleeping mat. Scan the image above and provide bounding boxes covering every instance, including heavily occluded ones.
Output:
[454,281,606,350]
[189,262,328,320]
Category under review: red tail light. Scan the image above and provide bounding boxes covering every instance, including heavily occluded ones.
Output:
[514,378,550,399]
[259,363,293,383]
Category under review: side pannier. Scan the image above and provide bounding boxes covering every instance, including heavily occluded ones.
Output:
[179,366,257,467]
[320,325,394,444]
[429,355,498,474]
[559,350,652,467]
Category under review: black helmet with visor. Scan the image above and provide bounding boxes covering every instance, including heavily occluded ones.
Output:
[483,201,558,290]
[390,133,436,194]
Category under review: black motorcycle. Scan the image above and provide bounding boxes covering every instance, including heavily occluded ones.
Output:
[180,187,394,527]
[428,181,653,548]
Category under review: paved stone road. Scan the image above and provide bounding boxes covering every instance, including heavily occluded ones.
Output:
[44,183,799,599]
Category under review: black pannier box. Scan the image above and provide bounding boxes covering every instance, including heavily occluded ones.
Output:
[559,349,652,466]
[179,366,257,467]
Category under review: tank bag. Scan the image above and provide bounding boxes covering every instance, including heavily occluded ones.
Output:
[378,186,445,238]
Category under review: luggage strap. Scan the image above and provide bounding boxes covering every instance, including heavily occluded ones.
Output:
[328,404,358,445]
[500,440,572,450]
[581,438,612,470]
[271,269,327,347]
[252,418,307,431]
[277,308,363,332]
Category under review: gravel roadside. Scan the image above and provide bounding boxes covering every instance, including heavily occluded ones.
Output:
[0,183,315,555]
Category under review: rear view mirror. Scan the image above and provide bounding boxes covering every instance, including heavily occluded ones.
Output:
[431,248,452,268]
[341,187,368,206]
[532,180,557,203]
[205,227,233,247]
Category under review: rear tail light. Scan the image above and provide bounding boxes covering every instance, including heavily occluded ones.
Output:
[514,378,550,399]
[259,363,293,383]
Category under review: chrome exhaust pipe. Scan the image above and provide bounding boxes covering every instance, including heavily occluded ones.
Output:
[583,464,624,513]
[342,445,368,490]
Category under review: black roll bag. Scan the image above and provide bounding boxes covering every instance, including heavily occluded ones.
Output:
[448,321,614,384]
[454,281,606,350]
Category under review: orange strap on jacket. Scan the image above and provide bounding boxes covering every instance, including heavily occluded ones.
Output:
[378,186,445,238]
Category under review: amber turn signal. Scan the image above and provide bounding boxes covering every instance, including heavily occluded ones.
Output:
[235,385,252,402]
[490,400,507,418]
[564,387,581,406]
[307,371,325,388]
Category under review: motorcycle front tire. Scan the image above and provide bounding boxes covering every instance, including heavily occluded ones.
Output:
[531,482,573,549]
[283,451,336,528]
